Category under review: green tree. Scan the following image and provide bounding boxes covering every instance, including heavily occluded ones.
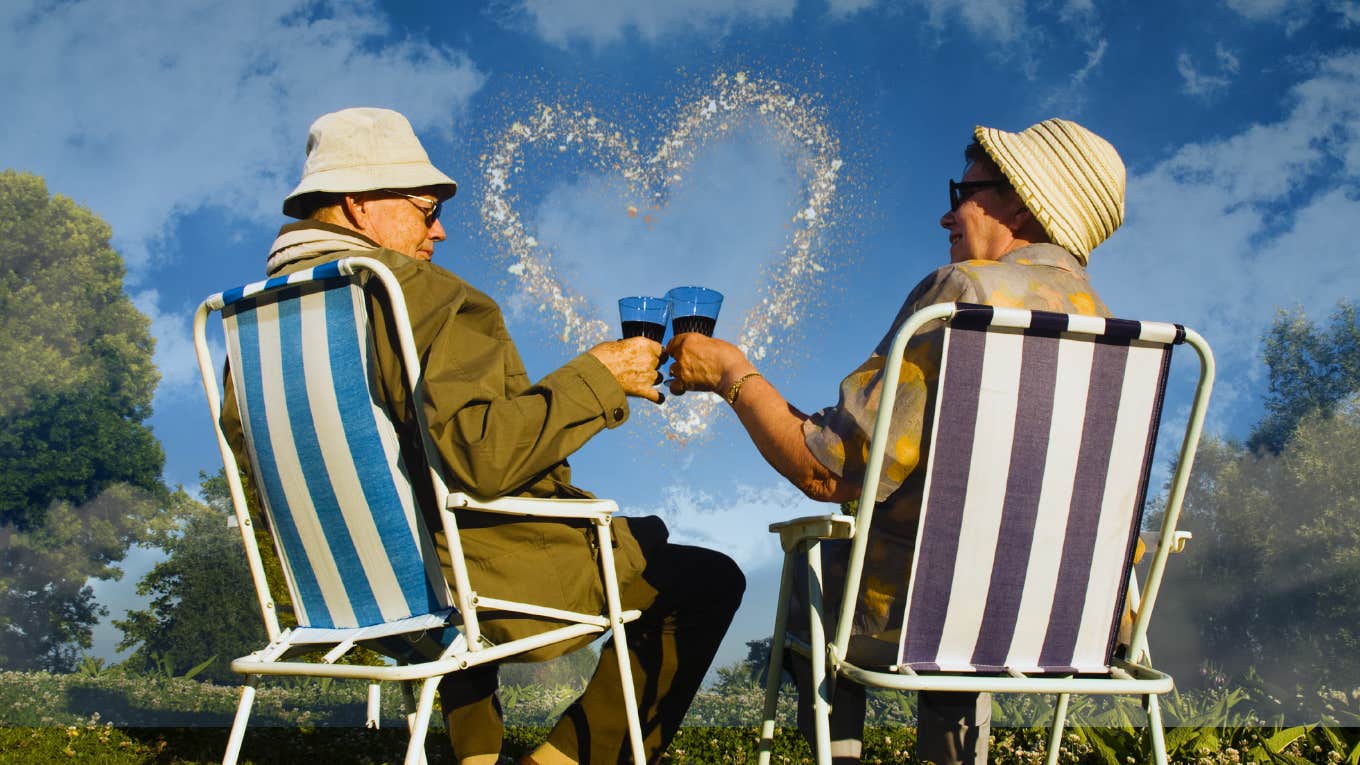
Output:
[1152,303,1360,693]
[0,170,167,671]
[115,472,266,684]
[1248,302,1360,455]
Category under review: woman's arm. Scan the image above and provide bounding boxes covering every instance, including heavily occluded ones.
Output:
[665,333,861,503]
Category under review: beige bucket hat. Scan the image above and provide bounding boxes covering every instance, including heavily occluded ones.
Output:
[283,107,458,219]
[974,118,1125,264]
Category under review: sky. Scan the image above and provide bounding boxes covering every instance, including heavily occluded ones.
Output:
[2,0,1359,679]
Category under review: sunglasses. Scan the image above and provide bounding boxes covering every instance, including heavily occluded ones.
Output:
[948,179,1011,212]
[384,189,443,226]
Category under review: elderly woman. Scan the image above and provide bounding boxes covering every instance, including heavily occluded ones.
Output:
[666,118,1126,765]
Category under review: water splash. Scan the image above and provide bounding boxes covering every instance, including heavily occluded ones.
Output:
[479,71,843,441]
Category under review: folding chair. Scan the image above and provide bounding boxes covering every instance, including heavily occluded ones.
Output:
[193,256,645,765]
[757,302,1215,765]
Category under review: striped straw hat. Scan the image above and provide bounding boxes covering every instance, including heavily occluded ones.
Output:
[974,118,1125,264]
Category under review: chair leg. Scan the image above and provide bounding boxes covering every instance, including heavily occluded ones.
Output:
[367,682,382,729]
[403,676,440,765]
[807,541,832,765]
[758,552,797,765]
[222,676,258,765]
[1145,694,1168,765]
[1044,693,1071,765]
[398,681,429,765]
[595,518,645,764]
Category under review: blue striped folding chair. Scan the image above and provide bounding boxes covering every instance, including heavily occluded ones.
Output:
[193,257,645,765]
[757,303,1215,765]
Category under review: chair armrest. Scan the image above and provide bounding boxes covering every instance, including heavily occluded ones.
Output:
[769,514,855,553]
[447,492,619,521]
[1140,530,1192,555]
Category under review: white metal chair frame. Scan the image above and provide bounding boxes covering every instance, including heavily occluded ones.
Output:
[194,257,645,765]
[756,302,1215,765]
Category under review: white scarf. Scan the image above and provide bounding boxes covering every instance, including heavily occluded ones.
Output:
[266,223,378,274]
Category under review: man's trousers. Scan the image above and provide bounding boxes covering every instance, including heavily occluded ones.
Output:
[441,542,745,765]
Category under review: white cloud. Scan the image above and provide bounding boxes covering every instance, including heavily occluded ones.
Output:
[915,0,1028,44]
[1225,0,1309,20]
[826,0,883,18]
[624,481,821,569]
[1094,51,1360,424]
[513,0,796,47]
[1177,50,1236,97]
[0,0,484,274]
[131,289,215,400]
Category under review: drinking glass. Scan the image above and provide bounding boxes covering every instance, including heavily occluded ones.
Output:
[617,296,670,341]
[664,286,723,337]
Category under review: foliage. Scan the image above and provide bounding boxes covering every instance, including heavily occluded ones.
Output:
[115,473,268,684]
[1248,302,1360,455]
[0,171,168,672]
[1153,395,1360,692]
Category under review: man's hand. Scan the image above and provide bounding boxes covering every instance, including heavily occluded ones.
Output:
[588,337,666,404]
[664,334,756,396]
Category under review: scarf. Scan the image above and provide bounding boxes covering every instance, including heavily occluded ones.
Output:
[266,221,380,274]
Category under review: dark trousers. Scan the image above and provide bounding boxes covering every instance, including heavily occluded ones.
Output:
[441,543,745,765]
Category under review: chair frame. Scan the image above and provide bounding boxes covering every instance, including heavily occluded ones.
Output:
[194,256,645,765]
[756,302,1215,765]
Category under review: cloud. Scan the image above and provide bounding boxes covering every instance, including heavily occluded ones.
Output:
[131,289,214,402]
[1225,0,1310,20]
[522,122,811,340]
[1094,51,1360,427]
[511,0,796,47]
[826,0,883,18]
[913,0,1028,44]
[624,481,821,569]
[0,0,484,274]
[1177,44,1241,97]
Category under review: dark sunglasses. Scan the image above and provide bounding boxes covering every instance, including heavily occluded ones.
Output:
[385,189,443,226]
[948,179,1011,212]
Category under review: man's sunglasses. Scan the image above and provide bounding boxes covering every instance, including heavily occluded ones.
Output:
[384,190,443,225]
[948,179,1010,212]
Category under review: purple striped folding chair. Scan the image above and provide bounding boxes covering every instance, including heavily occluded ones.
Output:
[757,303,1215,765]
[194,257,645,765]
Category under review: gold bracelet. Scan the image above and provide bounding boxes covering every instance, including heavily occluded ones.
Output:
[725,372,762,405]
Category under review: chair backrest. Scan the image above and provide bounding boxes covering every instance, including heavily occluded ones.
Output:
[198,259,453,633]
[840,303,1211,676]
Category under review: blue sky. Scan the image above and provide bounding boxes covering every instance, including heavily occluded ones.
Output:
[3,0,1358,671]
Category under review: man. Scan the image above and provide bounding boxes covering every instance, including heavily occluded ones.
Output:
[665,118,1124,764]
[224,108,744,765]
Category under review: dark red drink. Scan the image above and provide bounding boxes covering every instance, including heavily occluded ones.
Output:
[671,315,717,337]
[622,320,666,341]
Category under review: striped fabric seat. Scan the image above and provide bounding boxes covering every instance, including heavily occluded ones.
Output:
[196,256,650,765]
[899,304,1176,674]
[757,301,1216,765]
[220,262,454,633]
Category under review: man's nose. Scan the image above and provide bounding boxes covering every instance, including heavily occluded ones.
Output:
[939,209,955,229]
[430,219,447,241]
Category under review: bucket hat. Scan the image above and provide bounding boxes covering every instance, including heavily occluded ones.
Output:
[283,107,458,219]
[974,118,1125,264]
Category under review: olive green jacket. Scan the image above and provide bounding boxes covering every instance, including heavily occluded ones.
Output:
[222,222,662,643]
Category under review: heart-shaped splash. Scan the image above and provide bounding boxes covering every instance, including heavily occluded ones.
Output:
[479,72,842,440]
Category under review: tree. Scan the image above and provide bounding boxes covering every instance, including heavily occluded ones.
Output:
[116,473,267,684]
[1248,302,1360,455]
[0,170,167,671]
[1152,302,1360,693]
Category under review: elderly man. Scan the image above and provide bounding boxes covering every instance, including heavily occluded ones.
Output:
[666,118,1124,764]
[224,108,744,765]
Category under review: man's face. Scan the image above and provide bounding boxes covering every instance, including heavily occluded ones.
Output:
[355,188,446,261]
[939,160,1018,264]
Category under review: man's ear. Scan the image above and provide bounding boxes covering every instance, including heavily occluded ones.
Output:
[340,194,372,232]
[1007,203,1035,234]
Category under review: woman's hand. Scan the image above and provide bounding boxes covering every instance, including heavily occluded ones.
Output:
[664,334,756,396]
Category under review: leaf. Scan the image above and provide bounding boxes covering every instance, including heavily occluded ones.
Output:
[182,654,218,681]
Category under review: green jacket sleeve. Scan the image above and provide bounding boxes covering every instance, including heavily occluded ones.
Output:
[367,251,629,499]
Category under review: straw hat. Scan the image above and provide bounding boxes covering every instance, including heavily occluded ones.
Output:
[283,108,458,219]
[974,118,1125,264]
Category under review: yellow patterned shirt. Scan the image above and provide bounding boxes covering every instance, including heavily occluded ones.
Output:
[802,243,1111,643]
